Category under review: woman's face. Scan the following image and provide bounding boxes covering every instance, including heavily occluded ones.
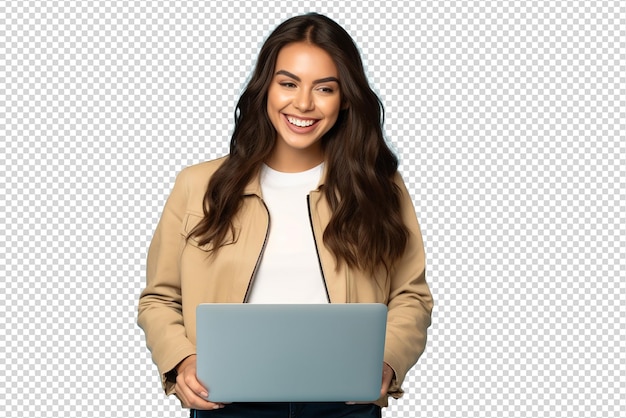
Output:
[266,42,343,172]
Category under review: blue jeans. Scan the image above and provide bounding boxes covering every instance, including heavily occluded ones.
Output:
[190,402,382,417]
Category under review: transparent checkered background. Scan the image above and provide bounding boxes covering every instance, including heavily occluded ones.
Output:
[2,1,624,417]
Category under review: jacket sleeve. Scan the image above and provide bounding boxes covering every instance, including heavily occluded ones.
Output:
[137,168,197,395]
[383,173,433,399]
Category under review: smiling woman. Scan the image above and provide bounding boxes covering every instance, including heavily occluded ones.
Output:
[137,12,433,418]
[266,42,343,172]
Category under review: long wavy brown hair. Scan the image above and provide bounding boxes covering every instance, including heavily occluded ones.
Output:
[189,13,409,273]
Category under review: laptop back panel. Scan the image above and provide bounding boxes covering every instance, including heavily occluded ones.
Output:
[196,303,387,402]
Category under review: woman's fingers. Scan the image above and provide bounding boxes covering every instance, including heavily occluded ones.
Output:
[380,362,394,396]
[175,355,227,410]
[345,362,394,405]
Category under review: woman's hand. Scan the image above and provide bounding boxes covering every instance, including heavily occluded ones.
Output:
[379,361,395,397]
[346,362,394,404]
[174,355,227,410]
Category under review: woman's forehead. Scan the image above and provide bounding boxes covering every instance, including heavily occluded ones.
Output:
[274,42,339,79]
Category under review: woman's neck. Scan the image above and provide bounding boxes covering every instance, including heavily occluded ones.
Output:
[265,146,324,173]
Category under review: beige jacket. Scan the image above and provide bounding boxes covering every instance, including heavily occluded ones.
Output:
[137,156,433,407]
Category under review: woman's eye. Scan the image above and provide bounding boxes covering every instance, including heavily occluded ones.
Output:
[280,82,297,88]
[318,87,334,93]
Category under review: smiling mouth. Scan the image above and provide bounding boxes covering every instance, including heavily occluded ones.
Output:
[286,115,319,127]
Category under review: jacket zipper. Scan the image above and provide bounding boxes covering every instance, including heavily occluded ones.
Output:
[307,194,332,303]
[242,198,271,303]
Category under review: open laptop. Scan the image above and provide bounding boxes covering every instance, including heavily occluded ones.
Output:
[196,303,387,402]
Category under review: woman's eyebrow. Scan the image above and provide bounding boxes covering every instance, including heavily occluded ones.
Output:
[275,70,339,85]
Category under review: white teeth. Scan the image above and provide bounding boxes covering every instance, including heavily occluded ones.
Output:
[287,116,316,127]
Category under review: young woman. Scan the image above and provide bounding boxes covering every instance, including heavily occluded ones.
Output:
[138,12,433,418]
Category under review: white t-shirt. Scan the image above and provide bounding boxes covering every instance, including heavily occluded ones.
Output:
[246,163,329,304]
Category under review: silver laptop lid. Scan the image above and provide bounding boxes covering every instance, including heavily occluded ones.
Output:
[196,303,387,402]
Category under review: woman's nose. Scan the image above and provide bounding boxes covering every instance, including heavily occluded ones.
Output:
[294,89,314,112]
